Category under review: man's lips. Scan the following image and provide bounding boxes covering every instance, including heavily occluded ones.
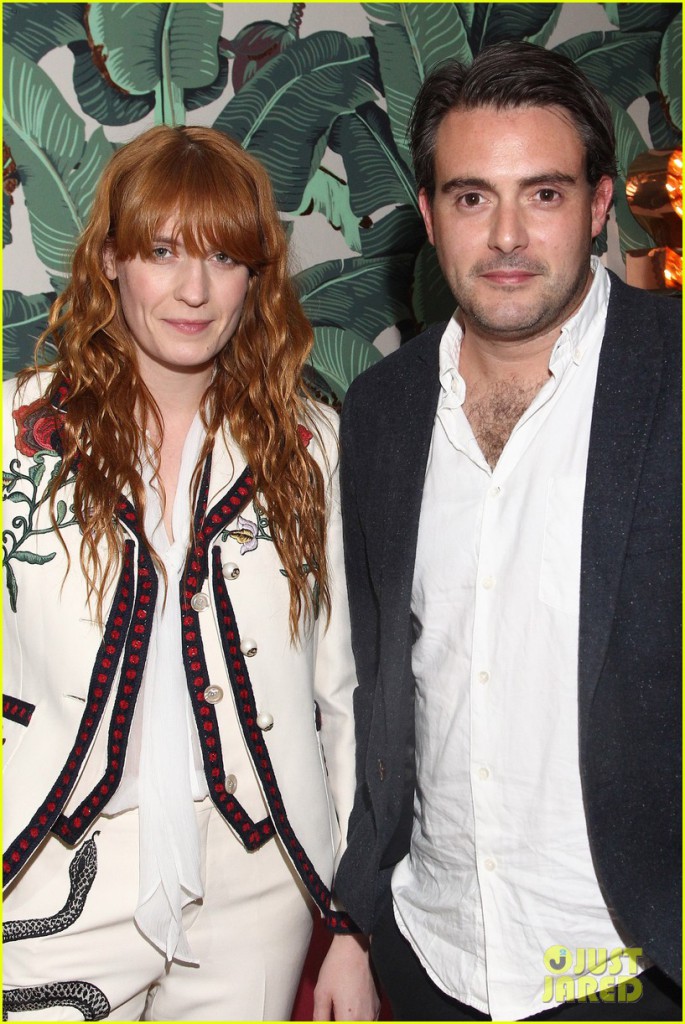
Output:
[163,319,213,334]
[479,270,539,285]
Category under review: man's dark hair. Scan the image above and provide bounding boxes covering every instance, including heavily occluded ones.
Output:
[410,40,617,200]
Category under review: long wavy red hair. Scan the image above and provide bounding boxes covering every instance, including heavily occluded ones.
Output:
[23,125,330,637]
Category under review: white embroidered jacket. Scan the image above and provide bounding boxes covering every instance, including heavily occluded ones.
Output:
[2,374,357,930]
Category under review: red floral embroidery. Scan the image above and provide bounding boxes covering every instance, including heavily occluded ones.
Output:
[13,398,62,456]
[296,424,313,447]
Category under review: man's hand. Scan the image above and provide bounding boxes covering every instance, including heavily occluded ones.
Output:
[312,932,380,1021]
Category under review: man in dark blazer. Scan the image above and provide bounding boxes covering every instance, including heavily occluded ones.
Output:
[336,42,681,1022]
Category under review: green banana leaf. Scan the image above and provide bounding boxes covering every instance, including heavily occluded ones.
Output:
[68,128,116,223]
[186,55,230,111]
[360,206,426,260]
[659,11,682,131]
[3,191,12,247]
[310,326,382,399]
[84,3,223,125]
[601,3,679,33]
[4,45,86,277]
[3,290,57,379]
[294,168,365,253]
[466,4,561,51]
[647,92,681,149]
[554,31,661,109]
[609,100,655,258]
[364,3,472,163]
[4,3,86,62]
[329,103,418,218]
[296,254,415,341]
[412,240,455,329]
[70,40,155,126]
[213,33,380,212]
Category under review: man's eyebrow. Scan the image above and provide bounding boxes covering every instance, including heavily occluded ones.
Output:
[440,172,579,195]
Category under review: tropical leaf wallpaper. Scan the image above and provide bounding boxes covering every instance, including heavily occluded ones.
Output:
[3,2,682,401]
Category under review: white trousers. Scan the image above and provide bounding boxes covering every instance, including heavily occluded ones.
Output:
[3,800,315,1021]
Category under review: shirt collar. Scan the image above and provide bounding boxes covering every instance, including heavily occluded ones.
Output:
[438,257,611,401]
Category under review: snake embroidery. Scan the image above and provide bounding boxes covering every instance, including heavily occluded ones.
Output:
[3,981,110,1021]
[3,834,100,942]
[2,834,111,1020]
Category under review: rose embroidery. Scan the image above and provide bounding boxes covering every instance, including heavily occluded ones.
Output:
[297,424,313,447]
[13,398,62,457]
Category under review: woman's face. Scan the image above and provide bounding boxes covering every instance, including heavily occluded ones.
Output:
[103,217,250,380]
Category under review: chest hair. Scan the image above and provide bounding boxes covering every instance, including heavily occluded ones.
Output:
[463,375,548,469]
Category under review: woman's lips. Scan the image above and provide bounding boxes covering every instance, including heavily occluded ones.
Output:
[163,319,213,334]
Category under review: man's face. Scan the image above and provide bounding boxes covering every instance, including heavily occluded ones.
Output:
[418,105,614,344]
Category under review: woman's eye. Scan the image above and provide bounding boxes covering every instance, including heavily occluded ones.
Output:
[152,246,172,259]
[213,252,234,265]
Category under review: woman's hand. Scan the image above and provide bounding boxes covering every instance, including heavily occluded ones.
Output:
[312,932,380,1021]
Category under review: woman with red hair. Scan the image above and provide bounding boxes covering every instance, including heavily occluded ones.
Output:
[3,126,377,1021]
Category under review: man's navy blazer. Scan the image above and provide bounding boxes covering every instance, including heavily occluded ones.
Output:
[336,272,681,983]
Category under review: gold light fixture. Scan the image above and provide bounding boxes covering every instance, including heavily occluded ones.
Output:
[625,149,682,291]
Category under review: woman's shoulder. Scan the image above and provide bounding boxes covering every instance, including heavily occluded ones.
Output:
[300,397,340,465]
[4,369,56,409]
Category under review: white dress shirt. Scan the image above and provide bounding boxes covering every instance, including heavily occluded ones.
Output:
[392,261,631,1020]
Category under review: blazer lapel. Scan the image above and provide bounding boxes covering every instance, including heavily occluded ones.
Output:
[377,331,442,655]
[578,274,665,727]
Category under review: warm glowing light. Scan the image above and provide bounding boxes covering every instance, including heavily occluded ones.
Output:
[666,150,682,220]
[664,246,682,289]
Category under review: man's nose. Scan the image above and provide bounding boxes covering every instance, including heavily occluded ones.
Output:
[488,201,528,254]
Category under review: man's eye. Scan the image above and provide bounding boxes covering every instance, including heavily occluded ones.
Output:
[537,189,560,202]
[458,193,483,207]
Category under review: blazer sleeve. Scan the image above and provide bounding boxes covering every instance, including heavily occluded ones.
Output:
[307,405,359,905]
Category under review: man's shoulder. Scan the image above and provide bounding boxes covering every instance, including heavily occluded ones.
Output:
[607,272,681,335]
[345,322,445,404]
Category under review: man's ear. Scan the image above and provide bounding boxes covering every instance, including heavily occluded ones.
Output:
[102,242,118,281]
[418,188,435,245]
[590,176,614,239]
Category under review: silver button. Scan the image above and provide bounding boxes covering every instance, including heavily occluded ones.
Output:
[204,685,223,705]
[225,773,237,794]
[484,858,496,872]
[478,766,490,781]
[256,711,274,731]
[190,593,209,612]
[478,670,490,684]
[241,638,257,657]
[222,562,240,580]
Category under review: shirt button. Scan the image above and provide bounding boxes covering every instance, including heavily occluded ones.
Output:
[190,593,209,612]
[478,671,490,684]
[203,685,223,705]
[222,562,240,580]
[484,858,496,872]
[478,766,490,780]
[488,485,501,498]
[225,773,238,794]
[240,638,257,657]
[256,711,274,731]
[451,378,460,394]
[482,576,495,590]
[377,759,386,781]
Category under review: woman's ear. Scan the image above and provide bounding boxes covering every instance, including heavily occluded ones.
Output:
[102,242,117,281]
